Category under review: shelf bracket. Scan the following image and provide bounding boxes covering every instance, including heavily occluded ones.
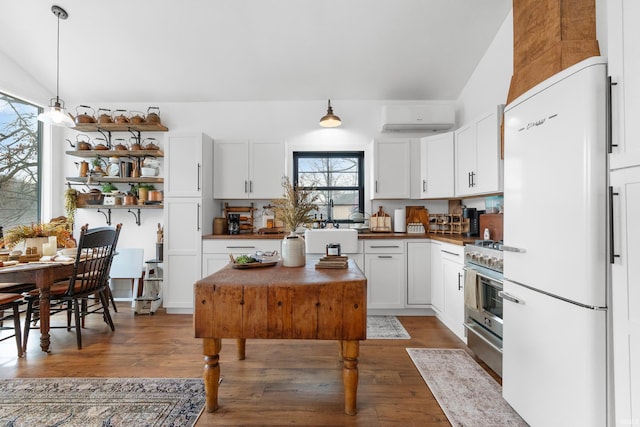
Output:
[96,127,113,148]
[128,128,142,145]
[96,208,112,226]
[128,208,142,226]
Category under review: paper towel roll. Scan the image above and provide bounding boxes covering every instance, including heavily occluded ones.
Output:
[394,208,406,232]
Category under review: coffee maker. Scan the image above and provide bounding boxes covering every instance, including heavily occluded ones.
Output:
[463,208,484,237]
[227,213,240,235]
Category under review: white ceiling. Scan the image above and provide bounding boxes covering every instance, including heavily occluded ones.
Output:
[0,0,512,104]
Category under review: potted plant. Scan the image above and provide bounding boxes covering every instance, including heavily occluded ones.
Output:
[271,177,318,267]
[101,182,118,194]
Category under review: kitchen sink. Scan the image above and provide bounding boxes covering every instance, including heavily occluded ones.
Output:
[304,229,359,254]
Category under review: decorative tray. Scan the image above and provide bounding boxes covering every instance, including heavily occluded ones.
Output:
[231,261,278,269]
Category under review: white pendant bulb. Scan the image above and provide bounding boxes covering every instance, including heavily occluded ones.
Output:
[37,5,74,128]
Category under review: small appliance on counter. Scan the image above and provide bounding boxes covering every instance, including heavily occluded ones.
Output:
[227,213,240,235]
[462,207,484,237]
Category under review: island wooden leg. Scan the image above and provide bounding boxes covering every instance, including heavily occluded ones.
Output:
[342,339,360,415]
[236,338,246,360]
[203,338,222,412]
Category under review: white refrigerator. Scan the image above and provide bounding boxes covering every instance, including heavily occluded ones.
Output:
[502,57,610,427]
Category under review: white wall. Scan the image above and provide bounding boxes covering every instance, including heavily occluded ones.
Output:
[457,11,513,125]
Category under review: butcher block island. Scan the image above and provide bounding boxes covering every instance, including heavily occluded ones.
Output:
[193,259,367,415]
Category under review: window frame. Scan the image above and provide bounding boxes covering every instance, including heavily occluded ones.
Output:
[292,150,365,224]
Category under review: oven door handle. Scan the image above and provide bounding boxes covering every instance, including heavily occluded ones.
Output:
[463,267,501,284]
[498,291,522,304]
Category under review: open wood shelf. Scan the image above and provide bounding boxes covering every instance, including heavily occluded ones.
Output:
[72,123,168,132]
[65,150,164,158]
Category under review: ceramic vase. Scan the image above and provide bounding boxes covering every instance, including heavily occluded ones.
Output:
[281,232,305,267]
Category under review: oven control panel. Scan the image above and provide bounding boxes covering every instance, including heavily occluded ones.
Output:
[464,244,503,274]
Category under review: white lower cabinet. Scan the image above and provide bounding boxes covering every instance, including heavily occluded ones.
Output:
[435,242,466,342]
[202,239,282,277]
[406,241,431,306]
[611,166,640,423]
[164,198,213,313]
[364,240,405,309]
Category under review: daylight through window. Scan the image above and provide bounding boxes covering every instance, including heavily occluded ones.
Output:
[0,92,42,231]
[293,151,364,223]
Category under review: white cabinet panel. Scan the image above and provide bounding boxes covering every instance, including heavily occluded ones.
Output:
[214,140,285,199]
[371,139,411,199]
[611,166,640,423]
[164,133,213,198]
[365,253,405,309]
[406,241,431,306]
[609,0,640,169]
[430,241,443,313]
[455,106,503,197]
[420,132,454,198]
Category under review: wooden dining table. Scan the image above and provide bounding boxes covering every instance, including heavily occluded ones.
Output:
[0,261,77,353]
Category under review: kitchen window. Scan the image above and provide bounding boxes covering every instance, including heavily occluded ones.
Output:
[293,151,364,223]
[0,92,42,230]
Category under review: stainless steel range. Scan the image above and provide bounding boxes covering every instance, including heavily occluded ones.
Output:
[463,240,504,376]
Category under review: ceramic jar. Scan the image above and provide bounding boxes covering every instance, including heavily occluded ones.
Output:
[281,232,305,267]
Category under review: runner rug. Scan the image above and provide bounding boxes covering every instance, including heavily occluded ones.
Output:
[367,315,411,339]
[406,348,527,427]
[0,377,204,427]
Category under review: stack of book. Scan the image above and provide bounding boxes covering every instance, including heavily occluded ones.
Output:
[315,255,349,269]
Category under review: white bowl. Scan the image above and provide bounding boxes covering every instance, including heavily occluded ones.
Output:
[140,167,157,177]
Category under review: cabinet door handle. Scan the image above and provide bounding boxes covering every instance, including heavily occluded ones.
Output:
[244,180,248,193]
[197,163,201,192]
[197,203,201,231]
[378,255,393,259]
[371,245,400,249]
[610,186,620,264]
[468,172,472,188]
[226,246,257,249]
[470,171,476,187]
[441,250,460,256]
[608,77,617,153]
[457,272,463,290]
[375,180,378,193]
[422,179,427,192]
[499,291,522,304]
[249,180,253,193]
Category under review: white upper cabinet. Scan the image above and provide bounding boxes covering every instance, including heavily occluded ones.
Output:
[455,106,504,197]
[609,0,640,169]
[420,132,454,198]
[371,139,411,199]
[164,133,213,198]
[214,140,285,199]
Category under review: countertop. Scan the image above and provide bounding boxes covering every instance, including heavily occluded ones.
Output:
[203,231,476,246]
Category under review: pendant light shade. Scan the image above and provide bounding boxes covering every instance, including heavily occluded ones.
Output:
[319,99,342,128]
[37,5,74,128]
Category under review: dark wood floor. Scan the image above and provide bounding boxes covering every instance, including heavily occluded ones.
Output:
[0,303,498,426]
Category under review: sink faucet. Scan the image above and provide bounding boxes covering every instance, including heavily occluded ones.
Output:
[328,199,339,228]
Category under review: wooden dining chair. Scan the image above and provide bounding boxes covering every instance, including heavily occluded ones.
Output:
[22,223,122,350]
[0,292,24,357]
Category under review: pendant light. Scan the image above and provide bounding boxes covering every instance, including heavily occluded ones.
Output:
[319,99,342,128]
[37,5,74,128]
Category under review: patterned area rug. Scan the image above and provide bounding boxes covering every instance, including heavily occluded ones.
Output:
[367,315,410,339]
[406,349,527,427]
[0,377,204,427]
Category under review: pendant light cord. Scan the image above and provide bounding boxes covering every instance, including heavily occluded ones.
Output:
[56,11,61,103]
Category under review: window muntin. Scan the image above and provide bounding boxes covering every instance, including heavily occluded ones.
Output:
[0,92,42,230]
[293,151,364,223]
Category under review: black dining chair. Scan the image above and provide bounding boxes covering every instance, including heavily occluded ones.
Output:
[0,292,25,357]
[23,223,122,350]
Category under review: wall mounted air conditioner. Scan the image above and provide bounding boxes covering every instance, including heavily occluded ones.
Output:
[381,104,455,132]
